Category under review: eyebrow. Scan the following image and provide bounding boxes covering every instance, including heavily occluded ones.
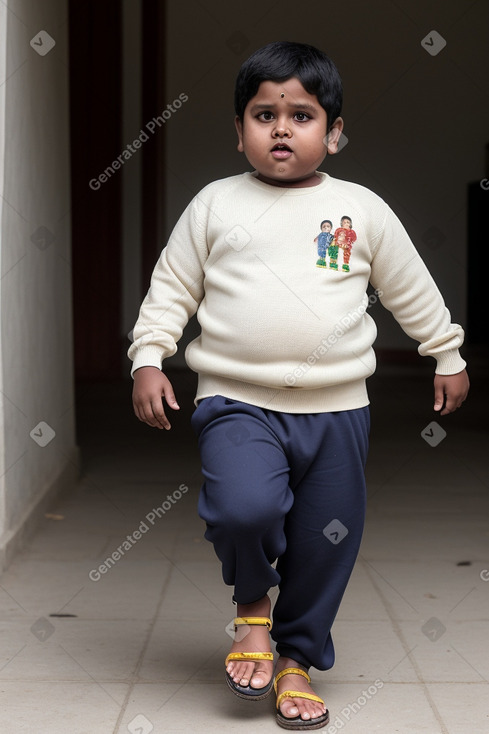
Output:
[249,102,318,112]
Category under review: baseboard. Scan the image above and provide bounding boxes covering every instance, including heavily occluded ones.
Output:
[0,446,80,573]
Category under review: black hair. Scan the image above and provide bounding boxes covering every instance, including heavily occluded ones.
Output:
[321,220,333,228]
[341,215,352,224]
[234,41,342,131]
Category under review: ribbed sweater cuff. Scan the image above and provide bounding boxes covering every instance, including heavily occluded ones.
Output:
[434,349,467,375]
[130,347,164,378]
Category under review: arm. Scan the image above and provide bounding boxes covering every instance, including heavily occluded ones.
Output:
[369,208,468,413]
[128,195,209,427]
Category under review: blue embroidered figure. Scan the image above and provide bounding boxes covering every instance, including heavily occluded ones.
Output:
[314,220,333,268]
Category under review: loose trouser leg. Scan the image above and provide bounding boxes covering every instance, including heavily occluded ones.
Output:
[270,407,369,670]
[191,396,369,671]
[191,395,294,604]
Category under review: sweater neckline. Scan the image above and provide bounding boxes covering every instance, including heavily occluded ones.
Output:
[243,171,331,195]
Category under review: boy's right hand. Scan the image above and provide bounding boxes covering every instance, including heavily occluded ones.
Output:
[132,367,180,430]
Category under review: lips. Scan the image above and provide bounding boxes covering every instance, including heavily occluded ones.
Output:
[271,143,293,159]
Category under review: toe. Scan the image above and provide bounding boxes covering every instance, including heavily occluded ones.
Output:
[309,703,327,721]
[227,656,273,691]
[237,666,250,685]
[280,697,326,722]
[231,661,255,686]
[280,700,299,719]
[250,663,272,689]
[296,700,311,720]
[227,661,241,681]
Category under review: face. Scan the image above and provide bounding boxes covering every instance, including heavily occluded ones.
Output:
[235,78,343,188]
[322,222,332,232]
[341,218,352,229]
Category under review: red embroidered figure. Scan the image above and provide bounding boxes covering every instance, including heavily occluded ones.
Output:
[333,216,357,272]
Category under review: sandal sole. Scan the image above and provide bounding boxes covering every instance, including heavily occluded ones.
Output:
[276,710,330,730]
[225,671,274,701]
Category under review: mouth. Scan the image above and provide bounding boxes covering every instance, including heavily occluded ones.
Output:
[271,143,293,159]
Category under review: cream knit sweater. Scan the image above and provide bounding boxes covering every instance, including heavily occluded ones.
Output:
[128,172,466,413]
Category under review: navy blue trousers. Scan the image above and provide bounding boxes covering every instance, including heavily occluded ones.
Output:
[191,395,370,671]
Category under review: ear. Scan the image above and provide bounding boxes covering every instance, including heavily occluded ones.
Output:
[235,115,244,153]
[324,117,344,155]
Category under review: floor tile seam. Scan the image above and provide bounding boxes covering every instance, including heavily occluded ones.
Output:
[0,678,487,686]
[352,564,487,570]
[323,619,393,624]
[0,610,226,627]
[0,613,167,619]
[366,513,489,518]
[110,563,177,734]
[126,678,489,687]
[335,618,489,625]
[318,679,489,686]
[360,558,451,734]
[0,677,138,683]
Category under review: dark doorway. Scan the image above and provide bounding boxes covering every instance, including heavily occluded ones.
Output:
[69,0,165,381]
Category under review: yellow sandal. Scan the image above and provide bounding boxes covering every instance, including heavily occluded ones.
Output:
[225,616,274,700]
[274,667,329,730]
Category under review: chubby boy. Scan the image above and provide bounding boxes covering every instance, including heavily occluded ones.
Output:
[129,42,469,730]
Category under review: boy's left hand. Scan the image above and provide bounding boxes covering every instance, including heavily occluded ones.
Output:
[433,369,469,415]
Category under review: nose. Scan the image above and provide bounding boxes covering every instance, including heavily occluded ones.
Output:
[273,117,291,137]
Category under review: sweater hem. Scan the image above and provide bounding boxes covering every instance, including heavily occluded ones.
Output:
[195,375,370,414]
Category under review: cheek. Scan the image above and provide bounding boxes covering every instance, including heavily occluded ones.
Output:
[245,135,263,156]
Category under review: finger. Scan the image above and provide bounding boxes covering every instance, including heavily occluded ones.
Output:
[163,385,180,410]
[433,386,446,412]
[134,402,150,425]
[137,399,165,429]
[133,393,150,424]
[440,396,458,415]
[150,398,171,430]
[161,376,180,410]
[442,397,466,415]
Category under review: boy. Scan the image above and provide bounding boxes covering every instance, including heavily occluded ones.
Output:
[129,42,469,730]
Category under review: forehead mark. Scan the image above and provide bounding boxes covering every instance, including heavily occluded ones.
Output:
[249,102,319,113]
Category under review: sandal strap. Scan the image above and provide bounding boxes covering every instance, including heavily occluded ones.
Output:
[276,690,325,710]
[274,667,311,689]
[234,616,272,630]
[225,651,274,665]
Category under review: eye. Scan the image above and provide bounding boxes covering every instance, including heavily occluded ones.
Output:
[294,112,311,122]
[257,111,275,121]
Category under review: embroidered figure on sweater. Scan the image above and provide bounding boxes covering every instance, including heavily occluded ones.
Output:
[314,220,333,268]
[332,216,357,272]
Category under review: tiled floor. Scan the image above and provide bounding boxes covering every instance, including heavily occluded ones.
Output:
[0,357,488,733]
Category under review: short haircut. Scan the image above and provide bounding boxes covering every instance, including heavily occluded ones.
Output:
[321,220,333,228]
[341,216,352,224]
[234,41,343,131]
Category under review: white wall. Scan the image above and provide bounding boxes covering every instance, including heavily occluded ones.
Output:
[0,0,78,570]
[163,0,489,362]
[121,0,143,342]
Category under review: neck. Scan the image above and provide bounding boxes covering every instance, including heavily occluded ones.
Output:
[256,172,322,188]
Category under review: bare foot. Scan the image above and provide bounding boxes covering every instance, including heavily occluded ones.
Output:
[275,656,328,724]
[226,595,274,690]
